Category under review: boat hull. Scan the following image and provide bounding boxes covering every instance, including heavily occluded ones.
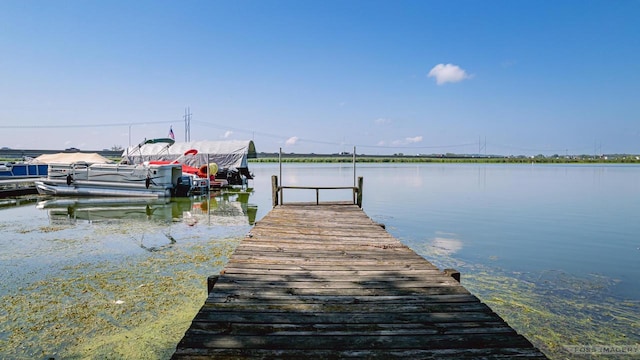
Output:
[36,163,184,198]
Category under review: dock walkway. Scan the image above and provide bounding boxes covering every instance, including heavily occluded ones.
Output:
[0,178,37,197]
[172,204,547,359]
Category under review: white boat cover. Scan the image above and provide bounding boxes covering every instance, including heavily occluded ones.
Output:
[122,140,256,169]
[32,153,114,164]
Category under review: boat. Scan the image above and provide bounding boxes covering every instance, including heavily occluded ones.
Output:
[122,139,256,186]
[123,138,214,191]
[146,148,216,193]
[1,152,114,180]
[0,161,48,179]
[1,153,116,198]
[34,162,194,198]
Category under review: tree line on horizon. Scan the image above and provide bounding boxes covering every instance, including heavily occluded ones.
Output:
[251,152,640,164]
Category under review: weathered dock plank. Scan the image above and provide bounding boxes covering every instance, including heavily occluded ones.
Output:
[173,204,548,359]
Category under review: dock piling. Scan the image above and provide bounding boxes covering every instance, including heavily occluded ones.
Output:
[271,175,278,207]
[356,176,363,208]
[443,268,461,282]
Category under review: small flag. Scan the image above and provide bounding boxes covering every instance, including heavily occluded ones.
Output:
[169,126,175,140]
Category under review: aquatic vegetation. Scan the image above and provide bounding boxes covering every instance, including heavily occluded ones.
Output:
[463,271,639,357]
[414,245,640,359]
[0,237,241,359]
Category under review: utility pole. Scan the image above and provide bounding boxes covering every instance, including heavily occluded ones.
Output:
[479,136,486,156]
[184,107,192,142]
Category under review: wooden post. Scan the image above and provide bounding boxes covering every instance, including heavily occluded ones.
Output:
[356,176,364,208]
[271,175,279,207]
[316,188,319,205]
[353,146,356,188]
[444,268,461,282]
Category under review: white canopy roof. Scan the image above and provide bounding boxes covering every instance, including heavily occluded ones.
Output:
[32,152,114,164]
[122,140,256,169]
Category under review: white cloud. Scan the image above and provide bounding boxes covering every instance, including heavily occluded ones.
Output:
[223,131,233,138]
[390,136,424,146]
[285,136,299,146]
[428,63,470,85]
[501,59,517,68]
[374,118,391,125]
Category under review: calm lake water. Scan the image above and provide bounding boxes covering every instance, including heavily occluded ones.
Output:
[252,163,640,358]
[258,163,640,296]
[1,162,639,359]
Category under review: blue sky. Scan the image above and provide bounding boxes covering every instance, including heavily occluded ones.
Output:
[1,0,639,155]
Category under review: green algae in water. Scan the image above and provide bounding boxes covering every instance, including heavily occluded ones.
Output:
[412,242,640,359]
[0,236,241,359]
[464,271,640,358]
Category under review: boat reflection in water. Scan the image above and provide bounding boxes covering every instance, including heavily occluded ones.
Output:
[36,189,258,227]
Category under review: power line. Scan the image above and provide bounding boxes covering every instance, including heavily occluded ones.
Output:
[194,120,478,150]
[1,119,608,154]
[355,142,477,150]
[488,142,594,153]
[194,120,284,139]
[0,120,174,129]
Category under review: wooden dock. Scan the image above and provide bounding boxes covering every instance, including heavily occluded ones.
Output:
[172,203,548,359]
[0,178,38,198]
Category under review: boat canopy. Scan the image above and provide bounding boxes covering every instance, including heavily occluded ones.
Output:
[122,140,257,170]
[32,152,114,164]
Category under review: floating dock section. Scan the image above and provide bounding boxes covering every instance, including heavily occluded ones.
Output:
[173,201,547,359]
[0,178,38,197]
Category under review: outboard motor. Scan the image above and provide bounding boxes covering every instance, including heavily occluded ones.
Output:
[173,175,193,197]
[225,169,243,185]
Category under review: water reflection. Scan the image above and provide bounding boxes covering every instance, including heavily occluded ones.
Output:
[428,232,463,255]
[35,190,258,226]
[0,196,38,208]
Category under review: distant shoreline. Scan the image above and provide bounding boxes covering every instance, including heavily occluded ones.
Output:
[2,149,639,164]
[251,154,640,164]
